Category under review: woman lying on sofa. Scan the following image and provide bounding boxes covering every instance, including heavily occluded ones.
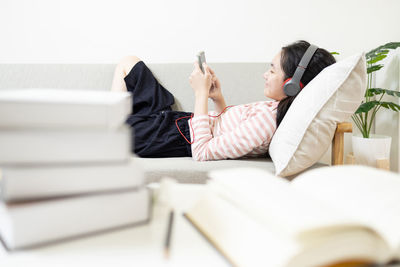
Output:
[111,40,336,160]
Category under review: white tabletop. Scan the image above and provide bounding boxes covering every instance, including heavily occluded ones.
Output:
[0,183,228,267]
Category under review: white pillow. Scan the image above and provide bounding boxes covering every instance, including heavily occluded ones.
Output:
[269,53,367,177]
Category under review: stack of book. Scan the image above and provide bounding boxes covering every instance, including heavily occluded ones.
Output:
[0,88,150,250]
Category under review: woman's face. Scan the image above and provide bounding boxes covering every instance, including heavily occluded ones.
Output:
[263,50,287,101]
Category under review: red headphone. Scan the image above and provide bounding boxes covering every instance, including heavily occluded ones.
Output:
[283,44,319,96]
[283,78,304,91]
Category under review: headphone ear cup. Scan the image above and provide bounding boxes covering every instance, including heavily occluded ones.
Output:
[283,78,301,96]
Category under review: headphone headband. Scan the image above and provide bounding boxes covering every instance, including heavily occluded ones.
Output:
[283,44,318,96]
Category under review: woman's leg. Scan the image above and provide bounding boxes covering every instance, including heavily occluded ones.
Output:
[113,57,191,157]
[111,55,142,91]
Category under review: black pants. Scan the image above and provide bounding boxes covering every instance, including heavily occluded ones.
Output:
[124,61,192,158]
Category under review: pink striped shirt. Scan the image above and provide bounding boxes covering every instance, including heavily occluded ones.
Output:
[189,100,279,161]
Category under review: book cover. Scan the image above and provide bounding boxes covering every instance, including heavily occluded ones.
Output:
[0,126,132,164]
[0,187,151,250]
[0,88,132,130]
[0,158,144,202]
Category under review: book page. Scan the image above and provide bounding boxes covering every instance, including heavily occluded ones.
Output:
[185,190,300,267]
[208,168,363,238]
[291,165,400,253]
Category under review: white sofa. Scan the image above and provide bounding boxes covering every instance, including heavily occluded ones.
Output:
[0,63,327,183]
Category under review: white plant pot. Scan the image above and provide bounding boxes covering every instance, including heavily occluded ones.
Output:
[352,134,392,167]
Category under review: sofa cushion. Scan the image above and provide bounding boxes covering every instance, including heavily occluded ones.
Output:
[134,156,327,183]
[0,63,269,112]
[269,53,367,177]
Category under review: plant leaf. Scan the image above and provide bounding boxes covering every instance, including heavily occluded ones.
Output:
[366,42,400,59]
[365,88,400,97]
[382,42,400,50]
[367,54,387,64]
[365,88,385,97]
[355,101,380,113]
[366,50,389,62]
[383,89,400,97]
[377,50,389,55]
[379,101,400,112]
[330,52,340,55]
[367,65,384,74]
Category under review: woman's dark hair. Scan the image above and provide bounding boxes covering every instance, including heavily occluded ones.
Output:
[276,40,336,127]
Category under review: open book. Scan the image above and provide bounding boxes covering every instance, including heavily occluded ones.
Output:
[184,165,400,267]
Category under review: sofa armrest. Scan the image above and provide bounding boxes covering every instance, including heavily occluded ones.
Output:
[331,122,352,165]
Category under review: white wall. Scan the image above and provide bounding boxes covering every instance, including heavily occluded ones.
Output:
[0,0,399,64]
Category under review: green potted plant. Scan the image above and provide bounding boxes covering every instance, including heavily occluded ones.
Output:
[351,42,400,167]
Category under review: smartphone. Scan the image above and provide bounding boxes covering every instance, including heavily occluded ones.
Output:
[197,51,206,73]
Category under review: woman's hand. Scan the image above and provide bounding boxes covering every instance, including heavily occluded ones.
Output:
[189,62,213,97]
[205,65,226,112]
[206,65,223,101]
